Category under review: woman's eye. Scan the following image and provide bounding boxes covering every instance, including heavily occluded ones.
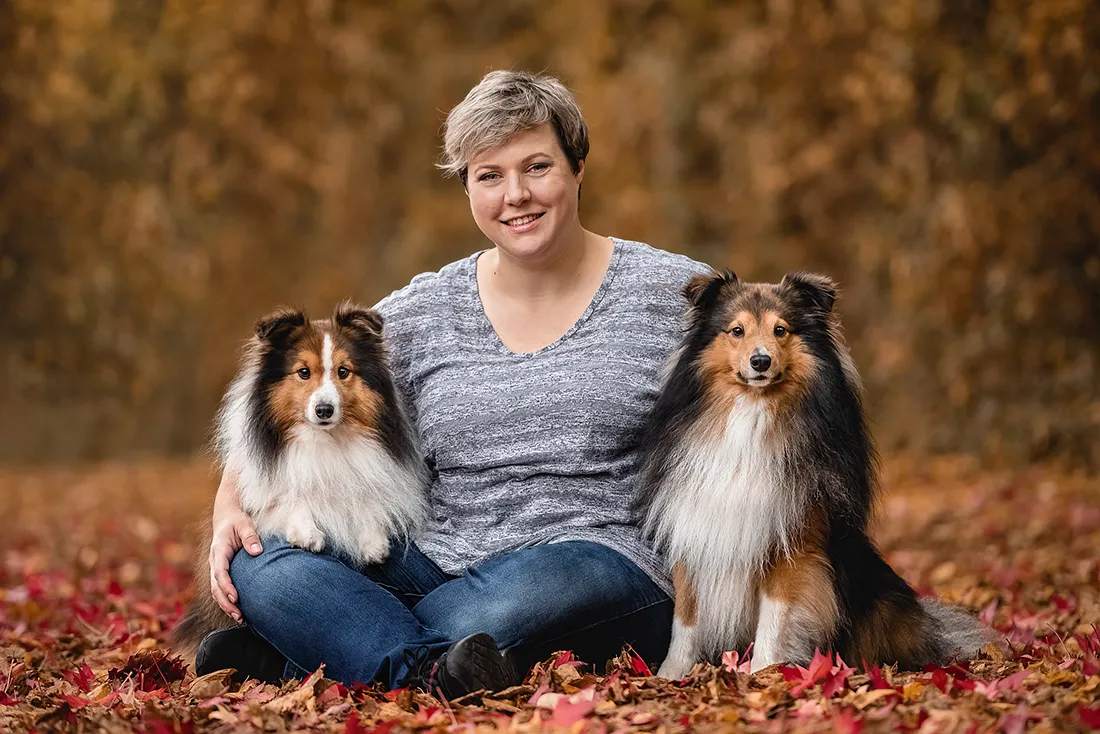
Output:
[297,368,311,380]
[478,172,501,182]
[337,366,350,379]
[730,326,744,338]
[774,325,787,337]
[529,162,550,173]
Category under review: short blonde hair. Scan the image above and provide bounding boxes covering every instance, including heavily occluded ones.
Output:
[439,70,590,187]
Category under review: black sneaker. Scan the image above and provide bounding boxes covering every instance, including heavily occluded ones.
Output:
[401,633,520,699]
[195,626,287,685]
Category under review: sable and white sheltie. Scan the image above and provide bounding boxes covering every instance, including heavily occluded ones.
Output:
[172,302,428,663]
[638,271,986,678]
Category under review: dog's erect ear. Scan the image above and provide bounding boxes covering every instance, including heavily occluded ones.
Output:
[333,301,384,336]
[781,271,837,314]
[682,269,736,309]
[254,308,307,343]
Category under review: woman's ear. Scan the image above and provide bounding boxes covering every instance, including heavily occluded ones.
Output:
[575,158,586,185]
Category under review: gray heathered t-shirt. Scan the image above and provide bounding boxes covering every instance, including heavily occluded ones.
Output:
[374,238,710,595]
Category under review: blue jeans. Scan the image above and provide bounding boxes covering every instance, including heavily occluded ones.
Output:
[230,537,672,688]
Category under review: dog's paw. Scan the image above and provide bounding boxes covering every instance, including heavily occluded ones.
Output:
[357,534,391,565]
[285,520,325,553]
[657,659,692,680]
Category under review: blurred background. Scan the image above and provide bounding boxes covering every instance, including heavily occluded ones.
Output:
[1,0,1097,468]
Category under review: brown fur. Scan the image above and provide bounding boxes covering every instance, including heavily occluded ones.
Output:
[269,331,325,431]
[760,511,840,647]
[672,562,699,626]
[328,335,385,434]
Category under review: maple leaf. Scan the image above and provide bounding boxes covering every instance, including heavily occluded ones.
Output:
[721,643,754,675]
[62,663,95,692]
[865,663,897,691]
[821,655,855,698]
[787,649,843,696]
[108,651,187,692]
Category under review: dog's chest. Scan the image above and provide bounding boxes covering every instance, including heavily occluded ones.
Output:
[662,398,787,567]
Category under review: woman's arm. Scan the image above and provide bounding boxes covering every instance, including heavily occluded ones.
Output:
[209,470,263,622]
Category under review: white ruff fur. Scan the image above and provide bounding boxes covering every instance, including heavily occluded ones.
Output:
[217,336,427,565]
[648,395,799,674]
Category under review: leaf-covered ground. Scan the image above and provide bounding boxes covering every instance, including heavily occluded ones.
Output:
[1,457,1098,732]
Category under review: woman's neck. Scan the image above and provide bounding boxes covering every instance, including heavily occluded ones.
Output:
[483,228,612,304]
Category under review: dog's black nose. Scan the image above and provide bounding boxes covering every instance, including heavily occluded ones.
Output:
[315,403,335,420]
[749,354,772,372]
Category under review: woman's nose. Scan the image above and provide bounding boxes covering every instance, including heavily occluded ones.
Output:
[503,173,530,206]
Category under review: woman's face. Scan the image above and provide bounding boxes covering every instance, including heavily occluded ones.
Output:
[466,124,585,263]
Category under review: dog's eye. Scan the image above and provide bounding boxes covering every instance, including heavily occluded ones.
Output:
[297,368,311,380]
[729,326,744,338]
[337,366,350,380]
[774,325,787,337]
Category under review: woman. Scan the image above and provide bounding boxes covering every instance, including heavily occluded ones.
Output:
[198,70,711,696]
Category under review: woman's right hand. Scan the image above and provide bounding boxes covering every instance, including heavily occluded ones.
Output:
[209,470,263,622]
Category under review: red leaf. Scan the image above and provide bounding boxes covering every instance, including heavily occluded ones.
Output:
[624,647,646,677]
[345,711,368,734]
[108,651,188,692]
[1079,705,1100,728]
[63,663,95,692]
[0,692,17,706]
[806,649,832,683]
[62,693,91,709]
[317,682,348,709]
[867,664,893,690]
[779,666,804,682]
[998,669,1032,691]
[721,643,754,675]
[382,686,408,702]
[930,668,949,693]
[550,697,597,727]
[553,650,576,667]
[1051,594,1076,613]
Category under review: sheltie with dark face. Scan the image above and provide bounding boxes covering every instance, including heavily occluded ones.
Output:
[172,302,428,663]
[638,271,986,678]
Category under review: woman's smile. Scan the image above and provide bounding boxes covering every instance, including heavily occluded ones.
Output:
[501,211,545,233]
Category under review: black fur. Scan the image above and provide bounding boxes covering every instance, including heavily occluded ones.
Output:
[249,308,308,474]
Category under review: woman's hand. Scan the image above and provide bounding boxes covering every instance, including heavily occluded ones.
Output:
[209,470,263,622]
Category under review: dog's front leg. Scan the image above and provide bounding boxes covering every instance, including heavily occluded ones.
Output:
[355,520,391,565]
[658,562,702,679]
[284,504,326,553]
[752,552,838,673]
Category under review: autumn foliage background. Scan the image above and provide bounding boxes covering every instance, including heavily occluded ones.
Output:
[1,1,1099,732]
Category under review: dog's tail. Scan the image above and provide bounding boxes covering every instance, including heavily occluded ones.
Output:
[172,590,236,667]
[170,517,237,667]
[919,598,996,663]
